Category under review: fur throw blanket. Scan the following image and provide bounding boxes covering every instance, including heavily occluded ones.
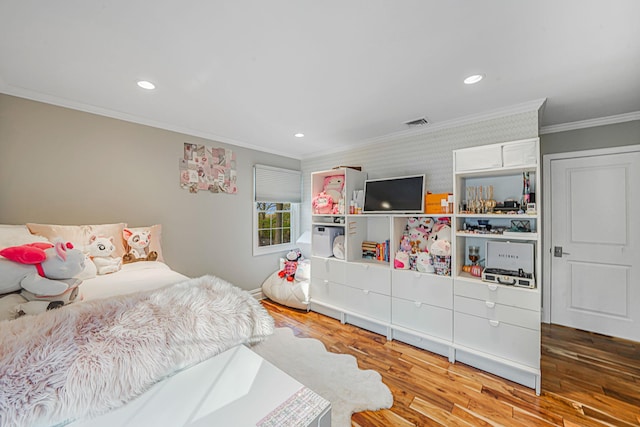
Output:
[0,275,274,427]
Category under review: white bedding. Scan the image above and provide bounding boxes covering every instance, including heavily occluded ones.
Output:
[80,261,189,302]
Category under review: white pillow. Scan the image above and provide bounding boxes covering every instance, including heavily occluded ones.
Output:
[0,225,50,250]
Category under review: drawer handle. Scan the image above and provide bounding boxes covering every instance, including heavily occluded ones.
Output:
[487,284,498,291]
[489,320,500,327]
[363,289,370,295]
[414,301,422,307]
[362,264,370,270]
[323,279,329,285]
[485,301,495,309]
[324,258,329,265]
[414,272,421,278]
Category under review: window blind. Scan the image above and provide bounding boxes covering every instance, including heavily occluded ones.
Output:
[254,164,302,203]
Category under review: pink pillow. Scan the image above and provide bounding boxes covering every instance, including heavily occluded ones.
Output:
[26,223,127,257]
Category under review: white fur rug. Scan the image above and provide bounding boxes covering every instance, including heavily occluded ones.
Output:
[252,327,393,427]
[0,275,274,427]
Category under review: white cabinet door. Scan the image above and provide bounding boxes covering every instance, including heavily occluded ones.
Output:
[311,257,346,284]
[310,278,346,307]
[454,295,540,330]
[454,312,539,367]
[345,263,391,295]
[454,280,539,311]
[392,298,452,340]
[342,284,391,321]
[455,144,503,172]
[392,270,452,309]
[502,140,537,167]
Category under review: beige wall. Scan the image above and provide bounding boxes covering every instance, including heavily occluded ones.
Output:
[0,94,300,291]
[540,120,640,155]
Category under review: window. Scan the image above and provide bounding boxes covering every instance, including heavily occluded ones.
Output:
[254,202,298,254]
[253,165,301,256]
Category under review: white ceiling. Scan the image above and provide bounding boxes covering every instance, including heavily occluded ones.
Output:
[1,1,639,159]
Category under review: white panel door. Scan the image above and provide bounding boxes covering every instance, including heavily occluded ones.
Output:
[550,151,640,341]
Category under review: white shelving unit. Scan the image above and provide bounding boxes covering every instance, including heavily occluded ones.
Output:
[308,139,543,394]
[309,168,455,359]
[452,137,542,394]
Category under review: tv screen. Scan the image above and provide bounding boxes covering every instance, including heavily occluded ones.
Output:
[363,174,425,213]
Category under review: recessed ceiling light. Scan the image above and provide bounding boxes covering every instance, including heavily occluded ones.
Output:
[294,133,305,138]
[137,80,156,90]
[464,74,484,85]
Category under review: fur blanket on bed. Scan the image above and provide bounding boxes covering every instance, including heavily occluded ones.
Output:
[0,275,274,427]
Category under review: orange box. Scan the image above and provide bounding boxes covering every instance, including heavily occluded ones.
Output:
[425,193,452,214]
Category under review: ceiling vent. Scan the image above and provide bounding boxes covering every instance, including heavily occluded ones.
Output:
[404,117,429,127]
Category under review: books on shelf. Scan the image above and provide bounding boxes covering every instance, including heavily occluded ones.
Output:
[361,240,390,262]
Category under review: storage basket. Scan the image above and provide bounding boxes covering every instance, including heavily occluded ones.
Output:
[433,255,451,276]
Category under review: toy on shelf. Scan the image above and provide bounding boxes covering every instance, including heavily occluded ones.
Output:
[393,216,452,275]
[323,175,345,204]
[312,191,333,214]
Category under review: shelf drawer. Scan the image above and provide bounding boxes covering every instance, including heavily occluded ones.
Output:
[310,278,345,307]
[342,284,391,321]
[454,280,539,311]
[454,295,540,330]
[392,297,452,340]
[392,270,452,309]
[311,256,346,284]
[454,312,540,367]
[346,262,391,295]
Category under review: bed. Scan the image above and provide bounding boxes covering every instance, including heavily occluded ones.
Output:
[0,224,331,427]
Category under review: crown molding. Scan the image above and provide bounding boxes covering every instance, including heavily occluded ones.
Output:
[0,85,303,160]
[540,111,640,135]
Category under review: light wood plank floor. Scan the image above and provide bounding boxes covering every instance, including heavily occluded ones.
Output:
[261,300,640,426]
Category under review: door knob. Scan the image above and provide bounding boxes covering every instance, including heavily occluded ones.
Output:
[554,246,570,257]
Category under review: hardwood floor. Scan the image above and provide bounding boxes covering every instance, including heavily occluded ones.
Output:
[261,300,640,426]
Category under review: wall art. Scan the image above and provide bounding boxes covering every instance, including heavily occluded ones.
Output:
[179,143,237,194]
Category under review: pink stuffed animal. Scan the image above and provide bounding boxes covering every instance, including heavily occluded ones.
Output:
[312,191,333,214]
[278,249,301,282]
[323,175,344,204]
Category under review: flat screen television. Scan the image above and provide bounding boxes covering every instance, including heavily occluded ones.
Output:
[363,174,425,213]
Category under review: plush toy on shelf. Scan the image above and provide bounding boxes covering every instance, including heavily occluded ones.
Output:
[312,191,333,214]
[122,228,158,263]
[278,249,302,282]
[322,175,345,204]
[426,223,452,254]
[416,252,435,273]
[394,251,410,269]
[87,235,122,275]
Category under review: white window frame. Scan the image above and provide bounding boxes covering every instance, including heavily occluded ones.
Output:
[253,202,299,256]
[253,165,302,256]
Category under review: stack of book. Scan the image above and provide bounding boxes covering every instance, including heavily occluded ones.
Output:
[361,240,390,262]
